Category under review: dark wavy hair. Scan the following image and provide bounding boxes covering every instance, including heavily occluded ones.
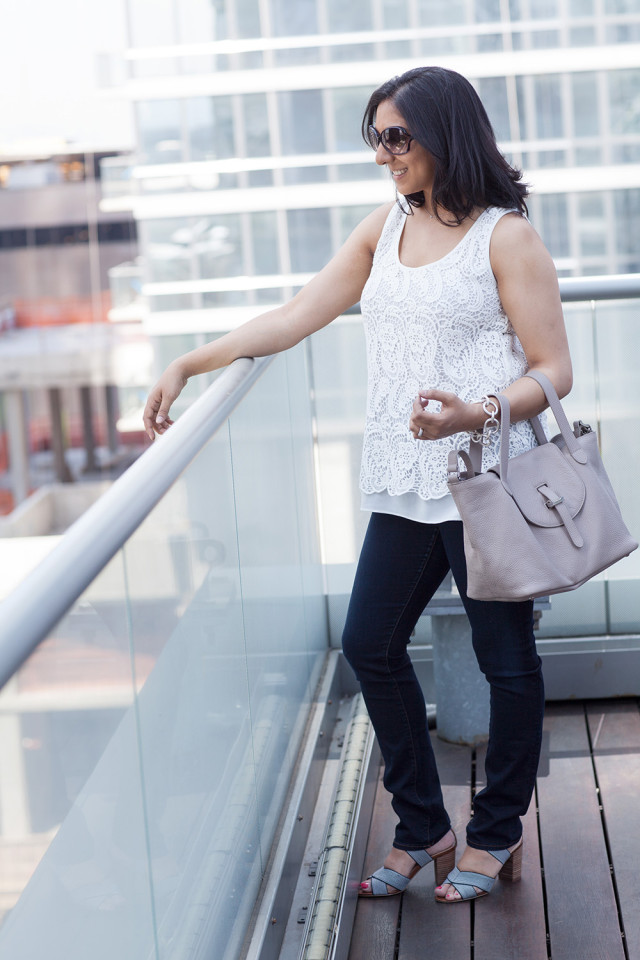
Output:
[362,66,528,225]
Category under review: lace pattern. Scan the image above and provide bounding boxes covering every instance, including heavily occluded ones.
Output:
[359,204,541,501]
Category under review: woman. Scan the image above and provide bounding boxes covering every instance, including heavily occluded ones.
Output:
[143,66,572,904]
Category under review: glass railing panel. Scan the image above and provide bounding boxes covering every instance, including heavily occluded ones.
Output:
[0,348,328,960]
[536,298,640,636]
[593,298,640,633]
[226,346,326,874]
[123,424,258,960]
[125,345,326,959]
[0,551,157,959]
[309,319,368,568]
[534,300,608,637]
[310,298,640,640]
[286,344,328,666]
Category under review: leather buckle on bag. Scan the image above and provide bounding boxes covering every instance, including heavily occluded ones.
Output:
[537,484,564,509]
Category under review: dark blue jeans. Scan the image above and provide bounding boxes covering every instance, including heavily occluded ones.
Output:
[342,512,544,853]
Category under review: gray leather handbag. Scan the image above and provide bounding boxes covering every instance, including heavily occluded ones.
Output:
[447,370,638,602]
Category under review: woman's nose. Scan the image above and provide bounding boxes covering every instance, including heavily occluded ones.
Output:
[375,143,388,165]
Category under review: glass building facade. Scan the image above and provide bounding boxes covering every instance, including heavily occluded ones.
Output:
[108,0,640,335]
[104,0,640,584]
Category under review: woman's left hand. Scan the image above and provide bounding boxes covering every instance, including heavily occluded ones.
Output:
[410,389,476,440]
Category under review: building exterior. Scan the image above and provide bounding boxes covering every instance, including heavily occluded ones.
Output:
[106,0,640,345]
[101,0,640,564]
[0,145,148,512]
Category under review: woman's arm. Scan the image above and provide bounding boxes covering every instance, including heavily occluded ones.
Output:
[143,203,393,439]
[410,213,573,439]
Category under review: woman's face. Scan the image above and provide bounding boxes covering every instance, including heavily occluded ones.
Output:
[372,99,436,198]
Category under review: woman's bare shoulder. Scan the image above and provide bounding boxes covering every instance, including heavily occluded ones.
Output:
[490,211,552,274]
[492,210,541,248]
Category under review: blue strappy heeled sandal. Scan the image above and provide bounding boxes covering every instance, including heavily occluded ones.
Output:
[435,837,523,903]
[359,832,457,897]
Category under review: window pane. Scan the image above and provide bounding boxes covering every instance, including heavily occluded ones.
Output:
[270,0,318,35]
[529,0,558,14]
[614,190,640,256]
[609,69,640,134]
[534,75,563,138]
[578,194,606,257]
[569,0,594,11]
[142,219,192,283]
[572,74,599,137]
[382,0,409,28]
[278,90,325,155]
[243,93,271,158]
[532,29,560,46]
[287,210,332,272]
[326,0,373,30]
[137,101,182,164]
[516,76,529,141]
[250,212,280,275]
[477,77,511,141]
[540,195,570,259]
[604,0,640,12]
[235,0,261,38]
[186,97,235,162]
[474,0,501,21]
[332,88,369,151]
[416,0,466,25]
[197,216,244,278]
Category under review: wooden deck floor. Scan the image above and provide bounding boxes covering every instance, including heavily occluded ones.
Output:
[348,699,640,960]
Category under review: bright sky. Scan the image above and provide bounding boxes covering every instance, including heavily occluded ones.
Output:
[0,0,134,149]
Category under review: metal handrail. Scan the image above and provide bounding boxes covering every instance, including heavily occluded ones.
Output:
[0,355,274,690]
[558,273,640,301]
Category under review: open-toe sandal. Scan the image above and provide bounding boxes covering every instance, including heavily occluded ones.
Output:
[359,833,457,898]
[435,837,523,904]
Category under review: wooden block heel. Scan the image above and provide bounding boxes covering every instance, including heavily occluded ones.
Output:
[499,838,523,883]
[434,844,457,887]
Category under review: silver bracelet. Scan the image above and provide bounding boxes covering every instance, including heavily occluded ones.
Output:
[470,396,500,446]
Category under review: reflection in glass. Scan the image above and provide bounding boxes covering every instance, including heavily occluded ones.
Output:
[137,101,182,165]
[186,97,235,162]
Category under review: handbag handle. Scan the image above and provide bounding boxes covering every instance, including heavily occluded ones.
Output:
[467,370,586,489]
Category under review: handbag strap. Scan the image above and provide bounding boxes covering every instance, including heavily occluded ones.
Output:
[524,370,587,465]
[466,370,585,482]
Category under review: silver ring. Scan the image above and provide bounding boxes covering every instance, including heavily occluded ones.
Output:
[417,427,424,438]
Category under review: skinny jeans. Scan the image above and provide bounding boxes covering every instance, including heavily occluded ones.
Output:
[341,512,544,852]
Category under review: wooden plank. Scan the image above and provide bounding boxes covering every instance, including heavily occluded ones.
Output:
[398,735,472,960]
[537,702,625,960]
[586,700,640,960]
[472,744,547,960]
[347,764,401,960]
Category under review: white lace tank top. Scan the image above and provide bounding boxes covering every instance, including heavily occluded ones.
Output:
[359,203,540,521]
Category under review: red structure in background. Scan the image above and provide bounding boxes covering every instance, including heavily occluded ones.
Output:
[13,293,112,328]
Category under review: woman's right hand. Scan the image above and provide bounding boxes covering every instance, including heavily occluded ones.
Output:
[143,361,189,440]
